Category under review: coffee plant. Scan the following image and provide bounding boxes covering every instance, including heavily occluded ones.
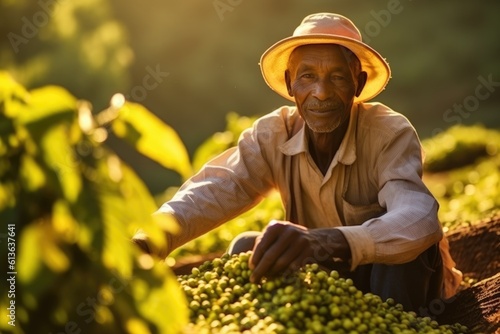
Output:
[0,72,190,333]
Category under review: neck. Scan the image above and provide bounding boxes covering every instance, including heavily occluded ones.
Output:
[307,116,350,175]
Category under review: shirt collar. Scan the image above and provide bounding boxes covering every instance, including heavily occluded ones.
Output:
[279,104,359,165]
[279,122,308,156]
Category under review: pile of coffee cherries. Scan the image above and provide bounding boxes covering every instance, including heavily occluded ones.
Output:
[178,252,468,333]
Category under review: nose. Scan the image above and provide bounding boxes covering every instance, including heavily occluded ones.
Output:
[311,78,333,101]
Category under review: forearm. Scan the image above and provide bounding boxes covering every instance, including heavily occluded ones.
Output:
[154,204,214,256]
[308,228,352,265]
[339,181,443,270]
[136,174,267,257]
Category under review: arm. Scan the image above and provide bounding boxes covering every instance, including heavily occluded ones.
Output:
[338,124,443,270]
[133,121,276,257]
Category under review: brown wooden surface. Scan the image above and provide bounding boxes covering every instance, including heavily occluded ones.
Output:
[438,273,500,334]
[441,214,500,333]
[446,214,500,281]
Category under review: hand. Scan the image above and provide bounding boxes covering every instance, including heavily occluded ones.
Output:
[131,228,171,259]
[131,234,152,254]
[249,220,349,283]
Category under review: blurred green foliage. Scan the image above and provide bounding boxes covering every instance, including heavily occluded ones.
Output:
[191,112,256,172]
[422,125,500,173]
[0,73,189,333]
[422,125,500,227]
[2,1,499,193]
[0,0,132,111]
[108,0,500,193]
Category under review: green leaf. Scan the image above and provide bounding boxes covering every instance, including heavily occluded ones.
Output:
[18,223,69,286]
[0,181,16,213]
[192,112,256,172]
[116,158,178,247]
[39,123,82,203]
[192,130,233,172]
[19,154,46,193]
[19,86,77,126]
[90,156,135,278]
[132,263,188,333]
[0,71,30,118]
[84,152,176,278]
[225,112,256,137]
[17,224,44,285]
[17,86,82,202]
[52,200,79,244]
[113,102,192,180]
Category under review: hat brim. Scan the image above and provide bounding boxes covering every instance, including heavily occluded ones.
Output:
[260,34,391,102]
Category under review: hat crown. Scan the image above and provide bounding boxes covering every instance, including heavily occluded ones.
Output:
[293,13,362,42]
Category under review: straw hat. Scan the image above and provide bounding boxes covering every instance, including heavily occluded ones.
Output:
[260,13,391,102]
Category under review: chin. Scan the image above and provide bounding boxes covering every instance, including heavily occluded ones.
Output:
[306,120,341,133]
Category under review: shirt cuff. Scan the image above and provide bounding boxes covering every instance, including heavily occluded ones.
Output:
[336,225,375,271]
[152,208,178,257]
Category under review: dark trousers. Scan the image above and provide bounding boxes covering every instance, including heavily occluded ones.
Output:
[227,231,443,314]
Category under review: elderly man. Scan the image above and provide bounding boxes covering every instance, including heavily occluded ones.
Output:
[134,13,460,312]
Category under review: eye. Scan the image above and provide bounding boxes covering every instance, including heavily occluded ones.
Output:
[331,75,345,81]
[299,73,314,79]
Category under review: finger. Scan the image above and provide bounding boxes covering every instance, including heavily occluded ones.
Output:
[131,233,152,254]
[249,221,282,270]
[250,223,307,282]
[248,234,264,270]
[273,235,318,277]
[266,242,304,277]
[250,230,290,282]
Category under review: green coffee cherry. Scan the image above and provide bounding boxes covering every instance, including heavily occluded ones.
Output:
[178,251,468,333]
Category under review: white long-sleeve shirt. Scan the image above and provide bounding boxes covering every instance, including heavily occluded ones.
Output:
[159,102,444,271]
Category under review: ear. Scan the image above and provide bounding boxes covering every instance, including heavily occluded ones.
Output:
[285,70,294,97]
[355,71,368,97]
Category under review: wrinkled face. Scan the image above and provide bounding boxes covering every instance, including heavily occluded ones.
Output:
[285,44,362,133]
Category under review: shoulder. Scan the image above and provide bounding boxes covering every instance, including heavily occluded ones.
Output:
[357,102,417,139]
[249,105,303,141]
[254,105,301,127]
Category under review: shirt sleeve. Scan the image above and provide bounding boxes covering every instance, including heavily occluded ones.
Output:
[338,125,443,270]
[156,121,276,254]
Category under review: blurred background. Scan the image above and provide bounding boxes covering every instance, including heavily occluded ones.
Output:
[1,0,499,195]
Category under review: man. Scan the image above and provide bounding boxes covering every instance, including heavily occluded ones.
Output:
[134,13,461,312]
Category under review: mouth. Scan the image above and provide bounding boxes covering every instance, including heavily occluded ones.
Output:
[308,107,339,116]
